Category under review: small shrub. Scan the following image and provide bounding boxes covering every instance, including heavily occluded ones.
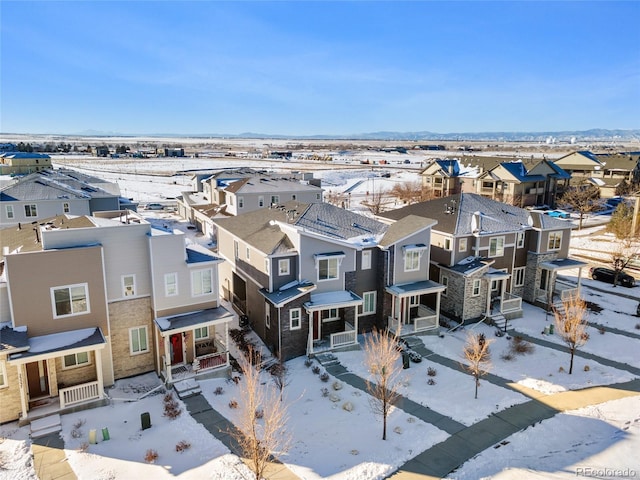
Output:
[500,353,514,361]
[635,323,640,330]
[427,378,436,386]
[319,372,330,382]
[427,367,437,377]
[163,392,182,419]
[144,449,159,463]
[228,399,238,409]
[213,386,224,395]
[311,365,321,375]
[598,327,605,335]
[304,358,313,368]
[77,442,89,453]
[254,408,264,419]
[332,381,343,391]
[558,366,565,373]
[584,365,590,372]
[175,440,191,453]
[321,387,329,398]
[581,332,590,341]
[71,418,86,439]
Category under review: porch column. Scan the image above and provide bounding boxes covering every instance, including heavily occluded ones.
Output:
[353,306,359,345]
[224,322,230,366]
[435,292,442,326]
[577,267,583,292]
[163,335,172,384]
[499,279,506,313]
[486,282,492,316]
[17,365,28,420]
[94,348,105,398]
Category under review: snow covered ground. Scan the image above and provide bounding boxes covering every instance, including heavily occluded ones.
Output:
[1,156,639,480]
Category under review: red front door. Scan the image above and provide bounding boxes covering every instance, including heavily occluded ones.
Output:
[26,360,50,399]
[170,334,183,364]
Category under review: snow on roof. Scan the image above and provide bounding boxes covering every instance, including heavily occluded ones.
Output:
[27,328,99,354]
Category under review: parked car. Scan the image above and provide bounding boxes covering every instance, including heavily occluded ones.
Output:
[545,210,570,219]
[589,267,636,288]
[145,203,165,210]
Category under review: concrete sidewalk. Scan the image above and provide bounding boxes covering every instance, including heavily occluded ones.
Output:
[31,433,77,480]
[388,378,640,480]
[182,393,300,480]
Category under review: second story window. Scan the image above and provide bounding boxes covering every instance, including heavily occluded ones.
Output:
[52,283,89,318]
[192,269,213,296]
[459,238,468,252]
[165,273,178,296]
[271,195,279,206]
[238,197,244,208]
[258,196,264,207]
[361,250,372,270]
[318,257,339,281]
[6,205,14,219]
[548,231,562,250]
[489,237,505,257]
[444,238,452,250]
[278,259,290,276]
[122,274,136,297]
[25,204,37,217]
[404,250,420,272]
[63,202,70,213]
[517,232,525,248]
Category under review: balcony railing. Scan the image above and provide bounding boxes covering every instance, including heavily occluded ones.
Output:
[501,292,522,313]
[194,351,228,372]
[59,381,100,409]
[387,304,439,335]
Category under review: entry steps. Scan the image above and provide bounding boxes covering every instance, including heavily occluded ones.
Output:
[30,414,62,439]
[173,378,201,399]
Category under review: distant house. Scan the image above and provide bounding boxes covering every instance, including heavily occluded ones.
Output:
[215,201,444,360]
[94,146,110,157]
[0,210,232,424]
[164,148,185,157]
[0,152,52,175]
[0,169,126,227]
[378,193,586,326]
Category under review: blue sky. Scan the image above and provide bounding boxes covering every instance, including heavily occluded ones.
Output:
[2,1,639,136]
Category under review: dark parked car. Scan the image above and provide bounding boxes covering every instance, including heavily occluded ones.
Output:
[589,267,636,288]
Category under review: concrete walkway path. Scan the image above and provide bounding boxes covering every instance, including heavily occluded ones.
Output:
[182,393,300,480]
[31,433,77,480]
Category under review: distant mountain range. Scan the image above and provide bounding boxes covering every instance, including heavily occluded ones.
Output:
[11,128,640,142]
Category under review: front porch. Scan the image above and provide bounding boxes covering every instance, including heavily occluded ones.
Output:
[484,269,524,320]
[304,290,362,356]
[7,327,108,426]
[535,258,587,307]
[155,307,233,385]
[386,280,445,337]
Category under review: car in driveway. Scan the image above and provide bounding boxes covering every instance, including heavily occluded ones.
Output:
[145,203,165,210]
[589,267,636,288]
[545,210,570,219]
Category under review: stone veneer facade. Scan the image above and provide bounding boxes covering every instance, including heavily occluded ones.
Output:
[524,251,558,304]
[0,355,22,423]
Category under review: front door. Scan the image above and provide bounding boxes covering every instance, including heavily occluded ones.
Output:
[26,360,50,399]
[170,333,183,364]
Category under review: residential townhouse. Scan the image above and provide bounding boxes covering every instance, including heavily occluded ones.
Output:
[0,152,52,175]
[0,169,131,228]
[0,210,232,424]
[378,193,586,327]
[214,202,445,361]
[555,150,640,197]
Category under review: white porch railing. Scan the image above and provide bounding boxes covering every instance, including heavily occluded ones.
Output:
[59,381,100,409]
[501,292,522,313]
[330,322,356,349]
[556,280,579,301]
[414,305,439,332]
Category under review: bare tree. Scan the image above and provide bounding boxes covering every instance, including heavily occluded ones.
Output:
[610,240,640,288]
[361,188,393,215]
[553,294,589,374]
[325,190,346,208]
[363,328,402,440]
[232,347,291,480]
[462,333,493,399]
[390,181,434,205]
[607,202,639,240]
[269,355,290,402]
[557,183,601,230]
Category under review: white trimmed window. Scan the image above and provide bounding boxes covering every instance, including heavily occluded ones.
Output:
[192,269,213,296]
[316,193,321,200]
[459,238,468,252]
[514,267,526,287]
[265,303,271,329]
[548,231,562,250]
[516,232,525,248]
[5,205,14,219]
[444,238,452,250]
[409,295,419,307]
[489,237,505,257]
[318,257,339,281]
[130,326,149,354]
[165,273,178,296]
[441,276,448,296]
[258,196,264,207]
[25,204,37,217]
[361,250,372,270]
[279,259,290,276]
[362,291,376,315]
[270,195,280,206]
[63,351,90,369]
[404,250,420,272]
[321,308,339,321]
[122,274,136,297]
[63,202,70,213]
[238,196,244,208]
[52,283,89,318]
[290,308,301,330]
[472,279,481,296]
[194,326,208,339]
[0,361,7,388]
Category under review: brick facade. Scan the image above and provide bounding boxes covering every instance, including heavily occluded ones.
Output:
[0,356,22,423]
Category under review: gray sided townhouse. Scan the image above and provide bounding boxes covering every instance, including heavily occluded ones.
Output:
[378,193,587,327]
[0,211,231,425]
[215,202,445,361]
